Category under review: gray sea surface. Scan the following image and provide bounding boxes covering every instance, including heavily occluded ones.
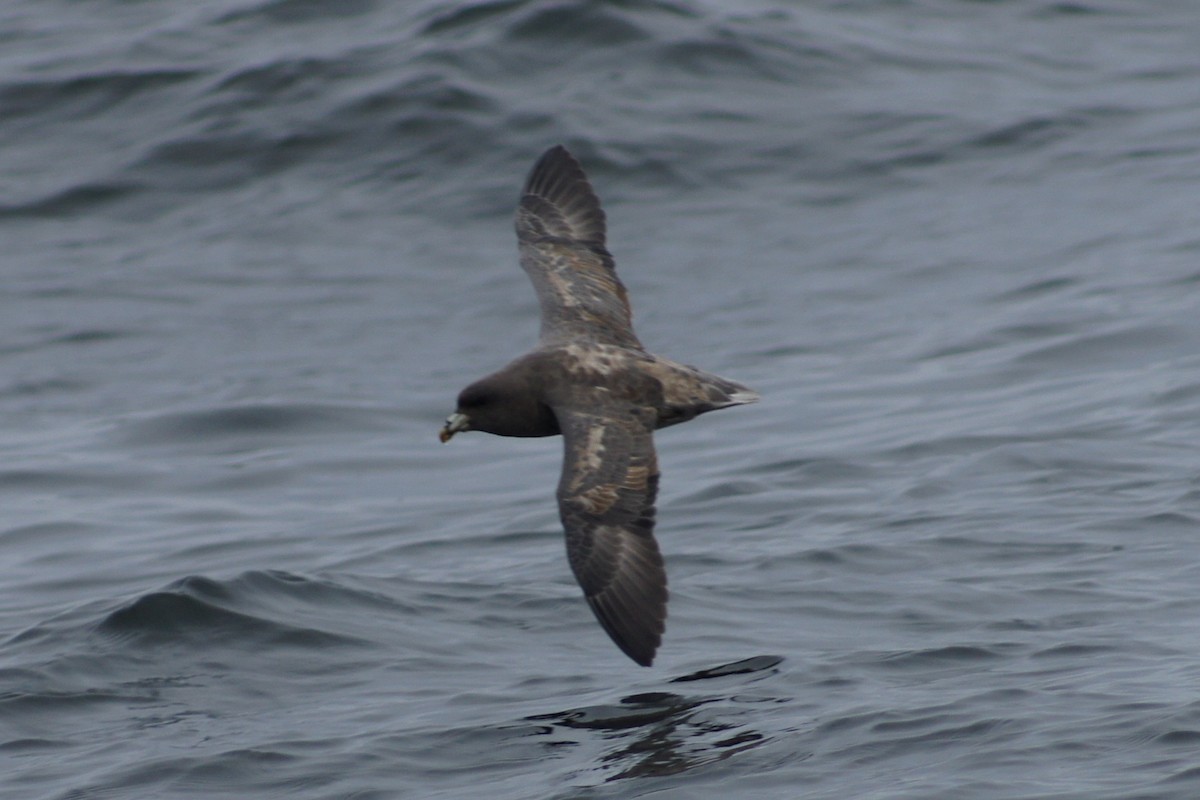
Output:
[4,1,1200,798]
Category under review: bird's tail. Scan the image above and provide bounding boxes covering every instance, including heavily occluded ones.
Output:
[647,358,759,429]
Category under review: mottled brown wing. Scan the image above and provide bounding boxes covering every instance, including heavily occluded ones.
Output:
[556,405,666,666]
[515,146,642,349]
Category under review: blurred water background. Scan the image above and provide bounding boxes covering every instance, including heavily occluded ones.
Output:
[4,1,1200,797]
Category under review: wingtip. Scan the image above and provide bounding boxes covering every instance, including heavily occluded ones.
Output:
[583,580,667,668]
[543,143,574,163]
[583,587,667,671]
[526,145,576,182]
[619,638,659,667]
[524,144,586,194]
[519,144,607,249]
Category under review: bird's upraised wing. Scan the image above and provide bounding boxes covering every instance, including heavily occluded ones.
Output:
[515,146,642,349]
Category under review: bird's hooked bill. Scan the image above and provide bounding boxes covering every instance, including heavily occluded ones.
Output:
[439,412,469,442]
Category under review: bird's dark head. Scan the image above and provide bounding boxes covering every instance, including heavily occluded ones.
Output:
[439,372,558,442]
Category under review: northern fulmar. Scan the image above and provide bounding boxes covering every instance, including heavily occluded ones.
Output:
[439,146,758,666]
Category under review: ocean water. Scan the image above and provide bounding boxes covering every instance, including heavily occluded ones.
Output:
[4,1,1200,797]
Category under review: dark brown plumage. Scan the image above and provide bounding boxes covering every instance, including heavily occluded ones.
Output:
[441,146,758,666]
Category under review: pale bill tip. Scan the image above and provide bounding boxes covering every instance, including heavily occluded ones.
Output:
[439,412,469,443]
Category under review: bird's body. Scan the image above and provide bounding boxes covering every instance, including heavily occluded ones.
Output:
[440,146,757,666]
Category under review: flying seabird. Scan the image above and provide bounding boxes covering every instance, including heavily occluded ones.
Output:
[440,146,758,666]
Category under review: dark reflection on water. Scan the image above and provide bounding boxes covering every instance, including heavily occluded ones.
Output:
[671,654,783,683]
[527,657,782,780]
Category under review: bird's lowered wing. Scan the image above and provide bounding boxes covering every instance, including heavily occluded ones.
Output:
[555,404,666,666]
